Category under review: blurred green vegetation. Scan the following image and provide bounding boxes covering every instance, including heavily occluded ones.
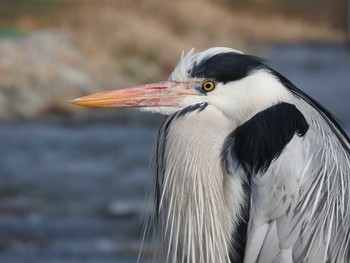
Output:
[0,0,66,28]
[0,0,62,16]
[0,27,25,37]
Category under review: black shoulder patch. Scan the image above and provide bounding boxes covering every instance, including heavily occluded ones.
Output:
[190,53,267,83]
[223,103,309,176]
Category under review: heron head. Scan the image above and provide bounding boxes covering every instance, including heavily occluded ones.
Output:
[71,47,291,119]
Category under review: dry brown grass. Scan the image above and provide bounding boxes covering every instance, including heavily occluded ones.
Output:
[58,0,345,82]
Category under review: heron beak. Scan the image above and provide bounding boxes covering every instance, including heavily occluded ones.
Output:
[70,81,198,108]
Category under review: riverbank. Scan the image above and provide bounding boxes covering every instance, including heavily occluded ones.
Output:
[0,0,345,121]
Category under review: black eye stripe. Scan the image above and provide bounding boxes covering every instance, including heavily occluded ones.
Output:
[191,53,267,83]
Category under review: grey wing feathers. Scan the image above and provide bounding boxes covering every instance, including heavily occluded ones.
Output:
[243,101,350,263]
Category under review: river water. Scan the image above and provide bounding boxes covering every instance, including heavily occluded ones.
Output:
[0,44,349,263]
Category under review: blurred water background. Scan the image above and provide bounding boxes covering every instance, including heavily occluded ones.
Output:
[0,1,349,262]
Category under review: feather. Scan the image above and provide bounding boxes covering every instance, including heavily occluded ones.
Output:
[241,97,350,263]
[138,48,350,263]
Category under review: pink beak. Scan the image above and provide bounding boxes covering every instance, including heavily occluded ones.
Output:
[70,81,198,108]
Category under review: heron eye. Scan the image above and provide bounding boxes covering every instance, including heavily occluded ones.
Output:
[202,80,216,92]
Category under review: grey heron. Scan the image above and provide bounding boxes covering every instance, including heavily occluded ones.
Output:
[71,47,350,263]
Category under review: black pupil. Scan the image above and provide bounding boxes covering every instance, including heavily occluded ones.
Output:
[205,83,212,89]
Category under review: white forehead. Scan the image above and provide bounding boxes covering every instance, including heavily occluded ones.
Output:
[169,47,243,82]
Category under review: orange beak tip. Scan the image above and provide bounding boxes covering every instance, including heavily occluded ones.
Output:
[69,97,91,107]
[69,98,80,105]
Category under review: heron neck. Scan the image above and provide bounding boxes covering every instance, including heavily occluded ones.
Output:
[153,104,245,262]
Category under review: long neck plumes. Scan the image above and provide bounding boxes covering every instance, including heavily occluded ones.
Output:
[149,104,246,263]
